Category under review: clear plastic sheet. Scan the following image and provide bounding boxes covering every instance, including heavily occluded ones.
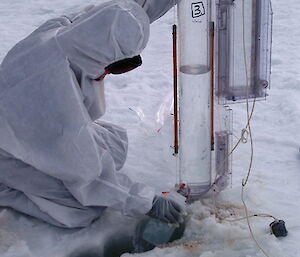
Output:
[129,92,173,136]
[216,0,273,103]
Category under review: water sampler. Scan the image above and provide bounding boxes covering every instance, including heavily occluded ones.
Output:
[129,0,274,252]
[173,0,273,201]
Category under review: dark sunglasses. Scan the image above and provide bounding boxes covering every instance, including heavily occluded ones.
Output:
[96,55,142,81]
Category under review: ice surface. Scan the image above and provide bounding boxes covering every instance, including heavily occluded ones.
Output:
[0,0,299,256]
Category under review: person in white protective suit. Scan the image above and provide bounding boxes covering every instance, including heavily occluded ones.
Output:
[0,0,185,228]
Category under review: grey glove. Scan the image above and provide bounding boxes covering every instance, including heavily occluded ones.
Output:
[147,195,184,224]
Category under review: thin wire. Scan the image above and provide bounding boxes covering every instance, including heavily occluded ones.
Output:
[240,1,270,256]
[223,213,276,223]
[241,187,271,257]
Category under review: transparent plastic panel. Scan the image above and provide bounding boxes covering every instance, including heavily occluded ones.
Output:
[214,105,232,191]
[215,0,234,101]
[215,132,229,188]
[177,0,212,194]
[231,0,253,97]
[216,0,273,103]
[257,0,273,87]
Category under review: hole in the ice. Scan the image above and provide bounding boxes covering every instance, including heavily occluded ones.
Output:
[69,219,185,257]
[68,235,134,257]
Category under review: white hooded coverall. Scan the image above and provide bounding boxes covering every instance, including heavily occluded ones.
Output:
[0,0,177,228]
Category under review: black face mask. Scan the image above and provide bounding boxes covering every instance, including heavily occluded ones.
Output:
[96,55,142,81]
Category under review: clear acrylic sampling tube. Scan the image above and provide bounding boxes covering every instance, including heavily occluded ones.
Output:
[178,0,212,196]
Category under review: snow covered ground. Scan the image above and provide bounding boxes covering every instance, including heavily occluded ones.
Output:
[0,0,299,256]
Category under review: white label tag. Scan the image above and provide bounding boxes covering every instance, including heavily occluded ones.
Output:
[191,2,205,18]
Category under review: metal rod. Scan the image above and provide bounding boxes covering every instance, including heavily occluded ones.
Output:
[172,24,179,155]
[210,22,215,151]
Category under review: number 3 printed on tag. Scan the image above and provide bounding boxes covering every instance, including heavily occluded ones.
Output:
[191,2,206,18]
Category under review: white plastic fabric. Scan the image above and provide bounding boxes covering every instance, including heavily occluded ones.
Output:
[0,0,176,228]
[134,0,178,23]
